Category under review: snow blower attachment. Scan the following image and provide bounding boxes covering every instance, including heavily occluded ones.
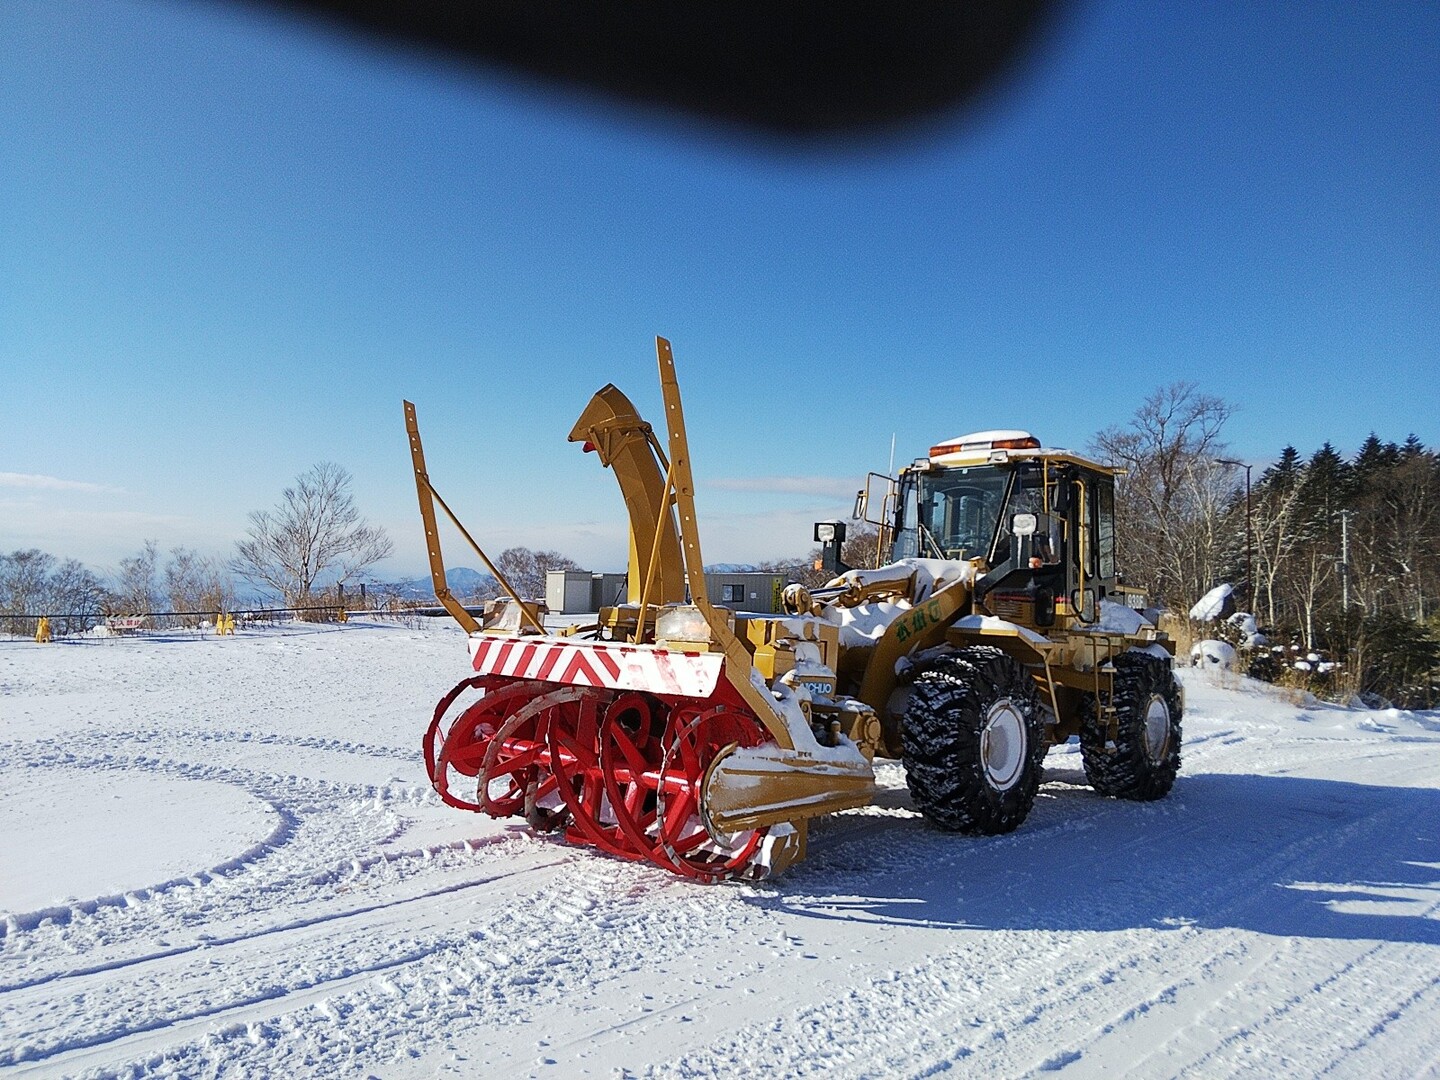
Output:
[406,337,1183,882]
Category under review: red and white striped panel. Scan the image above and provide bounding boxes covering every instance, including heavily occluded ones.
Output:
[468,635,724,699]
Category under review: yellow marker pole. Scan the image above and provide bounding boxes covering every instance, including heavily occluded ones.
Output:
[35,616,52,643]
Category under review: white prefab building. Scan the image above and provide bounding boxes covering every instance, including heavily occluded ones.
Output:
[545,571,629,615]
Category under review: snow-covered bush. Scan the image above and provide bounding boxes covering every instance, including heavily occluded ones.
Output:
[1191,639,1237,669]
[1225,610,1266,649]
[1189,584,1234,622]
[1188,583,1267,677]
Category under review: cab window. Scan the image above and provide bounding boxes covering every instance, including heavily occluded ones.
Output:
[1094,477,1116,580]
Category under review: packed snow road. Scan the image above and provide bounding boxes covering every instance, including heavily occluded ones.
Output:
[2,620,1438,1078]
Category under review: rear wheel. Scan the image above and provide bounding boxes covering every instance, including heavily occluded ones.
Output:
[901,647,1047,834]
[1080,652,1182,800]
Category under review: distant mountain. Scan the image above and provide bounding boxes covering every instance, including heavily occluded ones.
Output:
[382,567,497,602]
[442,567,497,596]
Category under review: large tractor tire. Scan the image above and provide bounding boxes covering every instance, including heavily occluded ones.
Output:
[901,646,1048,835]
[1080,652,1182,800]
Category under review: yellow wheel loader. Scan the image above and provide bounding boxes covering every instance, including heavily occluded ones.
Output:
[406,337,1181,881]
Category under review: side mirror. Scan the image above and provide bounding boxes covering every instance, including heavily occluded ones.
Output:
[857,472,895,526]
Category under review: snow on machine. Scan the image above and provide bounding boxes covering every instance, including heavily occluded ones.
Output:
[405,337,1182,881]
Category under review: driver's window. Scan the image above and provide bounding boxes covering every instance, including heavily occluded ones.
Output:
[939,489,996,558]
[1095,479,1116,579]
[893,482,920,559]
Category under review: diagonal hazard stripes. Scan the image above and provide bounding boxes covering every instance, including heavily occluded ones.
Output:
[468,635,723,698]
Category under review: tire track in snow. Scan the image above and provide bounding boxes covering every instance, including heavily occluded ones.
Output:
[637,772,1434,1079]
[0,833,539,996]
[0,812,527,991]
[1162,886,1440,1078]
[1,738,434,945]
[100,726,415,765]
[970,791,1440,1078]
[3,850,695,1080]
[1071,789,1440,1080]
[0,853,576,1073]
[1311,971,1440,1080]
[968,789,1437,1078]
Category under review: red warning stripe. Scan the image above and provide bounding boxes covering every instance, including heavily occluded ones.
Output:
[534,644,564,681]
[468,635,723,697]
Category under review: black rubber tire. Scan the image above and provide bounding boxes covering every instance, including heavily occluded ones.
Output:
[901,646,1047,834]
[1080,652,1182,800]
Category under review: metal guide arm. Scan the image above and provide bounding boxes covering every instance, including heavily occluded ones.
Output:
[653,337,796,748]
[403,401,545,635]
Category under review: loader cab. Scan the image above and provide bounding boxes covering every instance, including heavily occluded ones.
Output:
[882,431,1120,627]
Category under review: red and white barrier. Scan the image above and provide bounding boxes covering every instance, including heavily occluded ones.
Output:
[468,635,723,699]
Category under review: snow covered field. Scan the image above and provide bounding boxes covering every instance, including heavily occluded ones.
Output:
[2,619,1438,1079]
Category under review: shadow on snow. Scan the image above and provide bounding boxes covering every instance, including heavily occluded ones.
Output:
[765,767,1440,947]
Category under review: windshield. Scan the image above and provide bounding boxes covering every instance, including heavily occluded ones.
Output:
[895,466,1011,560]
[893,463,1058,564]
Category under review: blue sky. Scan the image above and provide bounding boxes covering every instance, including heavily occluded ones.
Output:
[2,1,1436,580]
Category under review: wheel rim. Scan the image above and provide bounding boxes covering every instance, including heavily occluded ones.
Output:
[655,705,770,882]
[980,699,1027,792]
[1143,695,1171,763]
[478,689,567,817]
[424,675,517,783]
[427,678,530,811]
[598,694,666,863]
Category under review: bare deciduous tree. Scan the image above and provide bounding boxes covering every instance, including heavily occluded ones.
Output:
[0,549,104,636]
[232,462,394,610]
[47,558,105,635]
[494,547,579,600]
[166,546,235,626]
[0,549,53,619]
[114,540,160,619]
[1091,382,1236,609]
[1248,449,1309,629]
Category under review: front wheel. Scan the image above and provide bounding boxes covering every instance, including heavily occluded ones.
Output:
[901,647,1047,834]
[1080,652,1182,800]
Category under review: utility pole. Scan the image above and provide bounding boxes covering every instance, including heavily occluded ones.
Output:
[1218,459,1253,609]
[1340,509,1350,610]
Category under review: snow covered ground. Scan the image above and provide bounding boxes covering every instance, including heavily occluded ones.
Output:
[2,619,1438,1079]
